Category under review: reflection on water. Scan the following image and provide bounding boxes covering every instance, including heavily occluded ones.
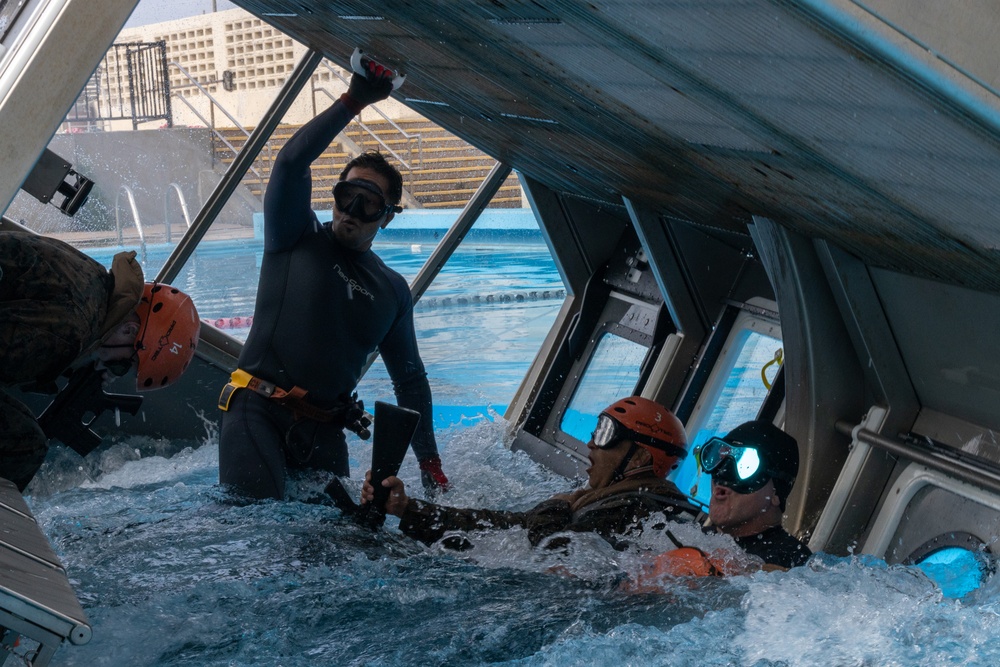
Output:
[29,419,1000,667]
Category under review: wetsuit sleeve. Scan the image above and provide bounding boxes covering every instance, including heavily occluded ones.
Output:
[379,285,439,461]
[398,499,528,545]
[263,100,357,252]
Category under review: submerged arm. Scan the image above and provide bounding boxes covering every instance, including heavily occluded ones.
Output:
[399,499,527,545]
[400,497,575,547]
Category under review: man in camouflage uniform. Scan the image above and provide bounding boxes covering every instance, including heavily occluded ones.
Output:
[362,397,700,550]
[0,231,197,491]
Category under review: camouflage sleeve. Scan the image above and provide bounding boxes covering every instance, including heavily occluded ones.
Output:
[570,494,692,545]
[524,498,575,546]
[0,233,109,385]
[398,498,532,546]
[99,250,143,339]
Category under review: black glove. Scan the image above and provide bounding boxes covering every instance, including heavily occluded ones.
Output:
[344,66,394,109]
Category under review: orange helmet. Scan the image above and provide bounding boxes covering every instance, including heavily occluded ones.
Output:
[598,397,688,477]
[133,283,200,392]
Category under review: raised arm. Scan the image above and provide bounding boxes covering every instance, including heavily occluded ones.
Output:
[263,67,394,252]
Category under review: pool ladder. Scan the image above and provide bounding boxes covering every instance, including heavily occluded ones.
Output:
[114,183,192,266]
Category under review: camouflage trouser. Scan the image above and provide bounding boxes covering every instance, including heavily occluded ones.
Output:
[0,232,108,385]
[0,390,48,491]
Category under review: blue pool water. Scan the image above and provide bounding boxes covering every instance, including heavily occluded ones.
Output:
[21,233,998,666]
[28,427,1000,667]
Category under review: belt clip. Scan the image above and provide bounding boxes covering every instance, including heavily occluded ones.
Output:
[218,369,254,411]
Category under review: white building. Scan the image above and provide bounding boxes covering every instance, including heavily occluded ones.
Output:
[115,7,418,129]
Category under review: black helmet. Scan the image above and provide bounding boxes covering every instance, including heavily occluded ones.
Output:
[716,421,799,508]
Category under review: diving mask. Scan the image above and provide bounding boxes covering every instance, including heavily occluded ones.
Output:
[695,437,770,494]
[333,179,402,223]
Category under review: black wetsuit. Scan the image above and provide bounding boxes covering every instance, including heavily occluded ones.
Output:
[218,99,438,499]
[724,525,812,569]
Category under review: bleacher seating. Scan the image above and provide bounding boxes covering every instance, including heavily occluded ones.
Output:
[214,115,523,209]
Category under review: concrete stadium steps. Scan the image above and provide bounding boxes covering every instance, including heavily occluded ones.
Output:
[212,116,523,209]
[213,127,349,201]
[344,118,523,207]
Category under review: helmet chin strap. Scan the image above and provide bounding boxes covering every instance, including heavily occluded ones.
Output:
[609,442,639,484]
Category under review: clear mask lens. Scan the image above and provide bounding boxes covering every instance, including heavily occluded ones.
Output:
[734,446,761,480]
[592,414,620,448]
[698,437,769,493]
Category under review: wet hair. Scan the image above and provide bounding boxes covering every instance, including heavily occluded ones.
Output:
[339,151,403,206]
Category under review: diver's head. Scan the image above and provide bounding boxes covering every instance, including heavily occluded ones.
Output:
[339,150,403,206]
[128,283,200,391]
[332,153,403,251]
[696,420,799,509]
[586,396,687,488]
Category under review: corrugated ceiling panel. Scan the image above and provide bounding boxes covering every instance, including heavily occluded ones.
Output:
[233,0,1000,291]
[494,24,772,152]
[608,1,1000,248]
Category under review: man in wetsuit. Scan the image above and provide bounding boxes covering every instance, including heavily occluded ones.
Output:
[699,420,811,569]
[635,420,812,582]
[0,231,200,491]
[362,397,700,550]
[218,59,448,500]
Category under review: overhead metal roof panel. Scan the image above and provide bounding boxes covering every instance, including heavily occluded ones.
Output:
[234,0,1000,292]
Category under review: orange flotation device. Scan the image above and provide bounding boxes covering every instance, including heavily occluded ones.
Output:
[624,546,733,593]
[648,546,725,578]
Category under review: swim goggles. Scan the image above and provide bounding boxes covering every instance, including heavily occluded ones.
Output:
[333,179,403,223]
[591,413,686,458]
[695,437,771,494]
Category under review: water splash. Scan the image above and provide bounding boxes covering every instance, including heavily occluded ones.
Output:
[24,422,1000,666]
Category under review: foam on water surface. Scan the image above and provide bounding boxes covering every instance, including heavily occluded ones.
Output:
[20,417,1000,666]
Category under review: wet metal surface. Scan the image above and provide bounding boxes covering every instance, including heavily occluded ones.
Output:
[233,0,1000,292]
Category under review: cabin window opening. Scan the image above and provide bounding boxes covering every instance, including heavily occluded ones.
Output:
[672,313,782,508]
[355,167,563,420]
[559,331,650,443]
[913,547,991,598]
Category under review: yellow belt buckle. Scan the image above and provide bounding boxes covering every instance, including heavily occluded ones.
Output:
[218,369,253,411]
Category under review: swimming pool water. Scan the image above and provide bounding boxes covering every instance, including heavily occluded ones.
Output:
[23,238,993,666]
[27,420,1000,667]
[87,237,566,416]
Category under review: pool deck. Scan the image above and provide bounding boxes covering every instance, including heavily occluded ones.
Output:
[49,220,254,249]
[50,207,540,251]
